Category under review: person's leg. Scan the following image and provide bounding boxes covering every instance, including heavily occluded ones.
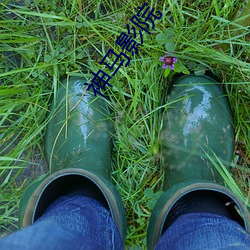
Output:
[16,77,126,249]
[147,75,250,249]
[0,195,123,250]
[155,213,250,250]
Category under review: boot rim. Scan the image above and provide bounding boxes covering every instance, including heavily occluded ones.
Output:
[21,168,127,242]
[148,181,250,250]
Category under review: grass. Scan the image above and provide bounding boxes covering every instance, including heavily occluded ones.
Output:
[0,0,249,248]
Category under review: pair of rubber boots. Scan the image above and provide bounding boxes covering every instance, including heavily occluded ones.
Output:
[19,75,250,249]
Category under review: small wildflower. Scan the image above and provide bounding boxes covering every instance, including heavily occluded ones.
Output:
[159,53,177,70]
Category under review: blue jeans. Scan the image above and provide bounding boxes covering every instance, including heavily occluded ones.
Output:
[0,196,249,249]
[156,213,250,250]
[0,196,123,250]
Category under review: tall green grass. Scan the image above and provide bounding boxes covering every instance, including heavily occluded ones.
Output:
[0,0,249,248]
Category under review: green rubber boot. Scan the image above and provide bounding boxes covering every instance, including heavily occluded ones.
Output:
[147,75,250,249]
[19,77,127,242]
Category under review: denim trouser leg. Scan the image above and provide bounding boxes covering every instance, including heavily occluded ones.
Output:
[155,213,250,250]
[1,198,250,250]
[0,196,123,250]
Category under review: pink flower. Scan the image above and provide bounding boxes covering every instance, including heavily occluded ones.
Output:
[159,53,177,70]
